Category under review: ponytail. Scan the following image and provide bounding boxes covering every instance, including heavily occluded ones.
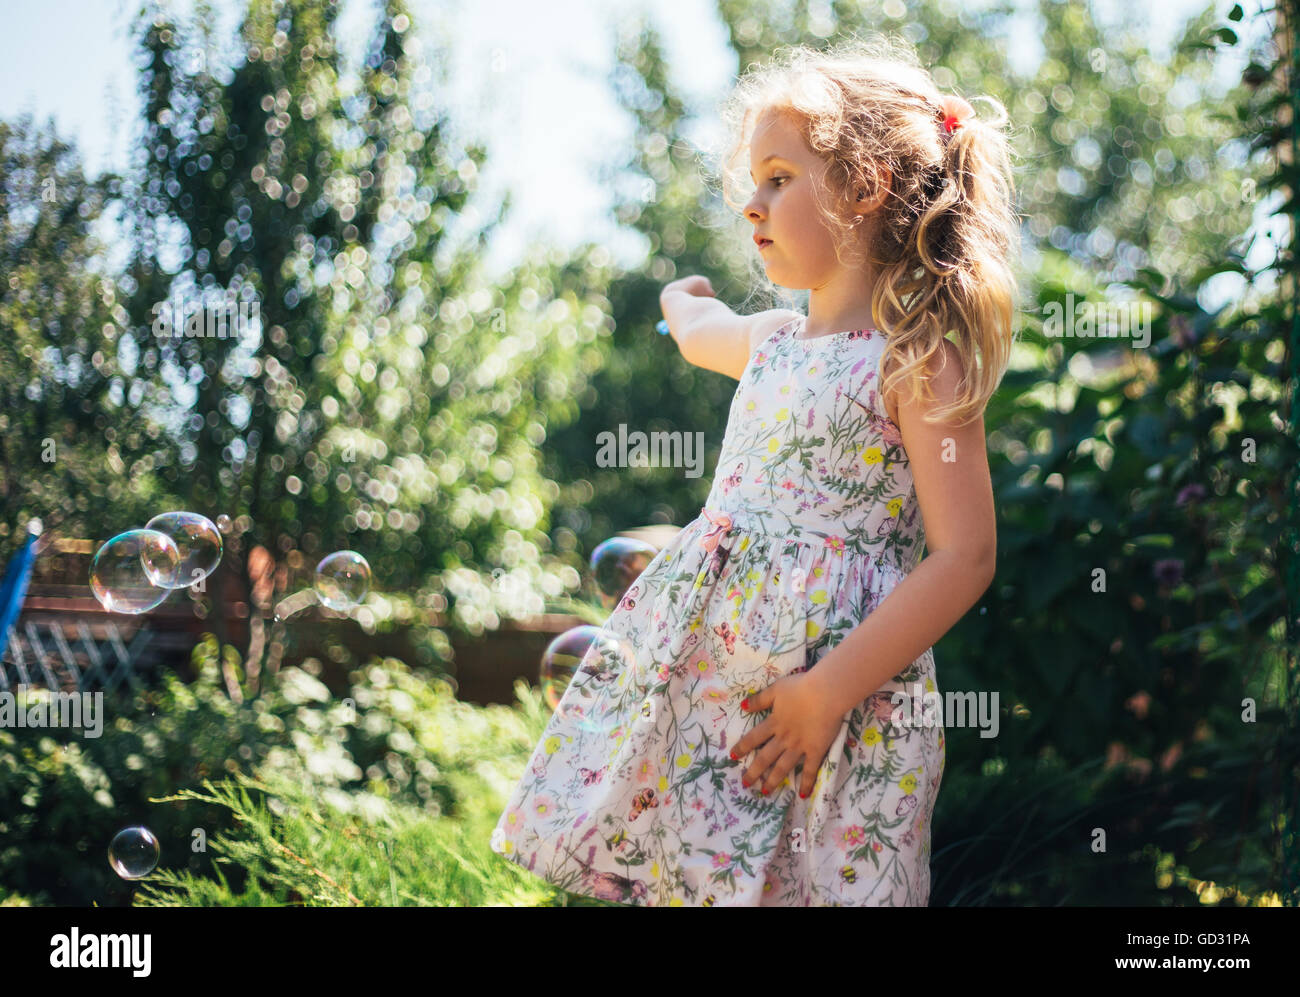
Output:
[876,93,1020,426]
[718,36,1023,426]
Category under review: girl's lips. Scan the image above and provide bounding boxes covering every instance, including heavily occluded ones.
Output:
[757,239,773,250]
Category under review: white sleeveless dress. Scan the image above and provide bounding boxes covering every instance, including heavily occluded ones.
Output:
[490,315,945,906]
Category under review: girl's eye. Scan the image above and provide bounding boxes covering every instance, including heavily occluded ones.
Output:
[770,176,788,188]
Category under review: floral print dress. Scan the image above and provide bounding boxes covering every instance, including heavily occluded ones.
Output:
[490,314,945,906]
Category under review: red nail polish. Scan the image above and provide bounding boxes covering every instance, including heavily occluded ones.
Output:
[800,791,807,798]
[729,751,738,760]
[741,779,749,787]
[761,788,769,795]
[741,698,749,709]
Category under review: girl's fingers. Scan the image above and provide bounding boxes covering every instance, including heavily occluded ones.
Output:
[731,705,775,760]
[741,737,786,792]
[761,747,803,796]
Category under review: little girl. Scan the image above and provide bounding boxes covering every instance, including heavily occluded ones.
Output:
[490,35,1019,906]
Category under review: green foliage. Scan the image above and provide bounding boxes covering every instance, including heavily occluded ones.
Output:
[562,0,1299,904]
[123,641,618,907]
[114,0,611,647]
[133,766,617,907]
[927,5,1300,904]
[0,635,576,906]
[0,116,162,541]
[2,0,1295,907]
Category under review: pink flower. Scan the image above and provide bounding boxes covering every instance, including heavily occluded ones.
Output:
[531,795,556,819]
[839,824,866,848]
[712,851,732,868]
[503,805,524,836]
[690,656,716,681]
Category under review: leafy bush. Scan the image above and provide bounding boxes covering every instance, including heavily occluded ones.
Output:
[0,635,573,906]
[133,763,618,907]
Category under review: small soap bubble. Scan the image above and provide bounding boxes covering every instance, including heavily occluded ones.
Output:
[90,530,181,614]
[589,537,658,610]
[145,511,223,587]
[540,625,637,714]
[216,513,233,534]
[315,550,372,610]
[108,825,160,880]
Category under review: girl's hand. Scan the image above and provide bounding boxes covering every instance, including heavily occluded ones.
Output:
[660,275,715,301]
[729,671,845,798]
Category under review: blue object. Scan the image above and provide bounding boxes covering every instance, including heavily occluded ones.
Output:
[656,320,670,335]
[0,527,39,655]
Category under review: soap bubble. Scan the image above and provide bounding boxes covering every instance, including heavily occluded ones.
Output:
[589,537,657,609]
[540,625,637,714]
[108,826,160,880]
[315,550,371,610]
[90,530,181,614]
[216,513,233,534]
[145,512,223,588]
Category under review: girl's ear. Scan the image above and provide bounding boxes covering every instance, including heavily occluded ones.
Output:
[855,168,892,214]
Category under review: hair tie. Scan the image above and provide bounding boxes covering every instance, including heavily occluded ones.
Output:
[938,94,975,135]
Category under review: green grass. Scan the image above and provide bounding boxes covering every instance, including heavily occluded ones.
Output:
[131,675,623,907]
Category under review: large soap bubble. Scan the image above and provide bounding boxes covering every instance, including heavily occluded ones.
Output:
[315,550,372,611]
[90,530,182,614]
[540,624,637,712]
[589,536,658,610]
[144,511,224,588]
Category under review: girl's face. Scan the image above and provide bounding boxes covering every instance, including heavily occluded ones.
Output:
[743,108,858,289]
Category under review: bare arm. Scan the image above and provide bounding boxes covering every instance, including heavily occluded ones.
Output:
[805,338,997,718]
[659,277,801,380]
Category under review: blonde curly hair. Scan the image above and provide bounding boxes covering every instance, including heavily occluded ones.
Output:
[718,34,1023,426]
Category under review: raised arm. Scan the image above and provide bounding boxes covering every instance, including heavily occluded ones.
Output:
[659,275,802,381]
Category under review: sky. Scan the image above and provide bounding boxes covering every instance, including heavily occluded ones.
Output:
[0,0,1271,284]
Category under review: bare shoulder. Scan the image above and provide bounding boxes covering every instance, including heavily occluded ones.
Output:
[881,337,966,427]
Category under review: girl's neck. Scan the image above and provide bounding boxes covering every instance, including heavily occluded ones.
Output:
[804,256,879,337]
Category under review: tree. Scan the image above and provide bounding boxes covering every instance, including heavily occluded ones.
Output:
[0,115,162,544]
[114,0,608,668]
